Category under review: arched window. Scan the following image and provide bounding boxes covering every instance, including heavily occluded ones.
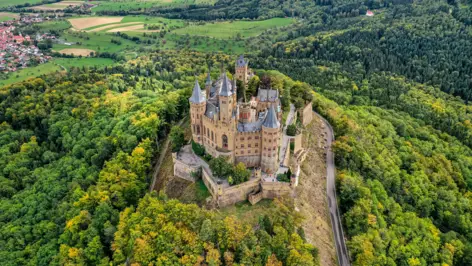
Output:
[222,135,228,149]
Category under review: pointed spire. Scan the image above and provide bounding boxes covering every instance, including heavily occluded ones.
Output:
[220,72,233,97]
[263,104,280,129]
[189,79,205,103]
[205,72,211,85]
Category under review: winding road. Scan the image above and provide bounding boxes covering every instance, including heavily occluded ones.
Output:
[314,111,351,266]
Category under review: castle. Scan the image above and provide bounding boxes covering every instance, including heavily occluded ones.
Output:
[189,55,282,174]
[172,55,312,207]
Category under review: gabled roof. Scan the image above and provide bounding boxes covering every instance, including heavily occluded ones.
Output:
[219,72,233,97]
[263,105,280,129]
[189,79,205,103]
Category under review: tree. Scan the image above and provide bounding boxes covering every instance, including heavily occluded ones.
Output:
[170,126,185,152]
[233,162,251,184]
[209,156,233,178]
[286,124,297,136]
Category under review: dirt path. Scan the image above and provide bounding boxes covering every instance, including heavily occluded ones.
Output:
[295,114,337,266]
[149,118,186,192]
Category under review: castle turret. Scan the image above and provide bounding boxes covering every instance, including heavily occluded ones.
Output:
[189,79,206,144]
[219,73,234,123]
[261,105,280,174]
[235,55,249,85]
[205,72,212,98]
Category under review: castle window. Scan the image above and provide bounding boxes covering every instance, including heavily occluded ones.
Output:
[255,136,259,139]
[248,144,251,148]
[248,150,251,154]
[240,137,245,140]
[248,137,252,140]
[196,126,200,134]
[222,135,228,149]
[256,149,259,153]
[269,139,272,143]
[255,143,259,147]
[241,151,244,154]
[241,144,244,148]
[211,131,214,141]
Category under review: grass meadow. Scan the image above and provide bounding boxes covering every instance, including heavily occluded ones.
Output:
[172,18,294,39]
[91,0,216,12]
[0,0,42,8]
[0,58,114,86]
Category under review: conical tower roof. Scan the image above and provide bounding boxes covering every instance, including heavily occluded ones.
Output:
[205,72,211,85]
[219,72,233,97]
[263,105,280,129]
[189,79,205,103]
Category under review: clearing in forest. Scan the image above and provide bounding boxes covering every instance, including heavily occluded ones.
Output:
[58,48,95,56]
[68,17,124,30]
[172,17,294,39]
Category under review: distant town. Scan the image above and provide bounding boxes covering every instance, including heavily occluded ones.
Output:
[0,14,54,73]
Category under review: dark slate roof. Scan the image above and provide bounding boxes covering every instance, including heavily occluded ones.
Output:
[205,72,211,85]
[263,105,280,129]
[236,55,247,67]
[237,120,263,132]
[205,102,218,119]
[189,79,205,103]
[257,88,278,102]
[219,73,233,97]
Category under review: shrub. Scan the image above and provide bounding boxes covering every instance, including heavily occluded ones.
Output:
[192,140,205,156]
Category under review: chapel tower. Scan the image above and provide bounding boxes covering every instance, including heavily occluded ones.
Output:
[235,55,249,85]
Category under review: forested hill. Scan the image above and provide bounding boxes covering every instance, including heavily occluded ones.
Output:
[244,0,472,265]
[101,0,414,19]
[0,53,319,265]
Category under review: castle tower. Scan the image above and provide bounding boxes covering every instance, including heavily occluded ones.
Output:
[219,73,234,123]
[205,72,211,98]
[189,79,206,144]
[235,55,248,85]
[261,105,280,174]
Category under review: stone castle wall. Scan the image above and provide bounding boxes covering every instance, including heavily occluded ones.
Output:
[301,102,313,126]
[218,178,261,207]
[173,153,200,182]
[261,181,294,199]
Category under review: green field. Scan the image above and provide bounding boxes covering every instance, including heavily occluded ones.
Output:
[172,18,294,39]
[91,0,216,12]
[82,16,184,32]
[0,12,18,22]
[0,0,42,8]
[54,31,138,53]
[0,62,61,86]
[36,20,71,32]
[0,58,114,86]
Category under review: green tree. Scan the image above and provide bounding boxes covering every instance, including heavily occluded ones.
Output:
[170,126,185,152]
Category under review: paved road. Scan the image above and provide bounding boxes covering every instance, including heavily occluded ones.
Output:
[314,111,351,266]
[278,104,295,167]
